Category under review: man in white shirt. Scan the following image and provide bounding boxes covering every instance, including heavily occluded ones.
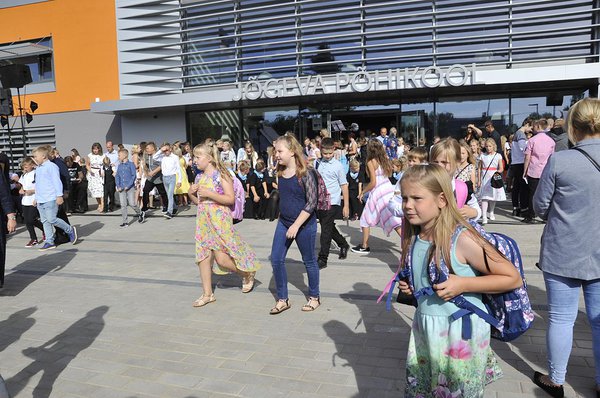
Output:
[104,141,119,169]
[153,143,182,219]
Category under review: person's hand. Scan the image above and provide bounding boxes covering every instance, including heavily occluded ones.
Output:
[197,187,212,199]
[7,218,16,233]
[458,207,471,219]
[523,176,528,184]
[245,192,250,199]
[19,188,24,195]
[433,274,465,301]
[286,224,300,239]
[176,182,181,188]
[56,196,64,206]
[189,183,198,195]
[253,196,260,203]
[342,205,350,220]
[398,280,413,296]
[32,199,37,207]
[264,192,270,199]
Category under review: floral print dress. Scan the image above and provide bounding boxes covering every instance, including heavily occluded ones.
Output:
[195,171,261,275]
[405,233,502,398]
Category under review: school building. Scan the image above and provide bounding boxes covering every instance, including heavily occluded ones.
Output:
[1,0,599,160]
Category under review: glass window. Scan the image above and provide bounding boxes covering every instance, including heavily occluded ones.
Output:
[401,100,434,146]
[436,97,510,139]
[243,106,298,152]
[510,91,588,125]
[0,38,54,83]
[188,110,241,146]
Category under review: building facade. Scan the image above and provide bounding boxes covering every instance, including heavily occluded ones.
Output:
[0,0,121,165]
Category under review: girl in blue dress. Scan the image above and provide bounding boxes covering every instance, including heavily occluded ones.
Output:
[398,164,522,397]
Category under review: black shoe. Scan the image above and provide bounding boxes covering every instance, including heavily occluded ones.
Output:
[351,245,370,254]
[119,223,129,228]
[339,245,349,260]
[512,208,521,216]
[532,372,564,398]
[161,207,168,214]
[318,258,327,269]
[138,211,146,223]
[172,208,177,215]
[164,212,173,219]
[521,217,534,224]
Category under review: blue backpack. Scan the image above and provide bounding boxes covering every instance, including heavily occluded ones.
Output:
[379,222,534,342]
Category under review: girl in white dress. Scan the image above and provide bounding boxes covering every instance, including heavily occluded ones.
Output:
[86,143,105,212]
[478,138,506,224]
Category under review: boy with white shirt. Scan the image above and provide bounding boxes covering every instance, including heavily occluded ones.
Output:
[153,143,182,219]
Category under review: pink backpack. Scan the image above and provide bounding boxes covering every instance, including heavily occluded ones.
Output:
[231,176,245,222]
[454,178,468,208]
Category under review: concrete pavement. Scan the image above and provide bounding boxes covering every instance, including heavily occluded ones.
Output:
[0,205,596,397]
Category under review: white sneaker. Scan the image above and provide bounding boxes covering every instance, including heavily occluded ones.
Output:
[489,213,496,221]
[481,218,488,225]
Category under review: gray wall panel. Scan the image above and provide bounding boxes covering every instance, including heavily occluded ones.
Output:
[0,0,49,9]
[121,110,186,147]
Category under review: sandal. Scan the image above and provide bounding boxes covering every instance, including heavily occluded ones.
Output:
[241,271,256,293]
[269,299,291,315]
[192,294,216,308]
[301,297,321,312]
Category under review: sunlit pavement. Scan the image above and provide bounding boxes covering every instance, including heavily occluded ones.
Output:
[0,204,595,397]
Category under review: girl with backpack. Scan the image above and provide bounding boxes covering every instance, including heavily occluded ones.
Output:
[269,134,320,315]
[188,143,261,308]
[351,139,402,254]
[398,164,522,398]
[478,138,506,224]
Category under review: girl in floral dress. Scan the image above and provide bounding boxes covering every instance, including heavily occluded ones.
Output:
[398,164,522,398]
[188,143,261,307]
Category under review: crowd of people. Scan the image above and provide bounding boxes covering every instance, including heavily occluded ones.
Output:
[1,98,599,398]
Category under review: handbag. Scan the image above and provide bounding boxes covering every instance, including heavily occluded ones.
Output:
[491,172,504,188]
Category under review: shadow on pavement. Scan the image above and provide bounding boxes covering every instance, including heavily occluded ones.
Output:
[338,225,402,273]
[0,250,77,297]
[0,307,37,353]
[324,282,409,397]
[6,306,109,398]
[73,220,104,239]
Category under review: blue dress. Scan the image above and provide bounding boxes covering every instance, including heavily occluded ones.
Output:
[405,231,503,398]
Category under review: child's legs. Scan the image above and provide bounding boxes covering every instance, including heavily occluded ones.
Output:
[126,189,140,215]
[488,200,496,214]
[317,208,335,260]
[197,252,214,296]
[582,278,600,385]
[481,200,489,218]
[22,205,39,240]
[295,221,319,298]
[361,226,370,247]
[38,202,57,244]
[270,221,294,300]
[118,191,129,224]
[544,272,581,385]
[213,251,243,275]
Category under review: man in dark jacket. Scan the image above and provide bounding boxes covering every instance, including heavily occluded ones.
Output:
[548,118,570,152]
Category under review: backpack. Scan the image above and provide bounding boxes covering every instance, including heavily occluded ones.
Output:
[300,166,331,212]
[379,222,534,342]
[231,175,245,223]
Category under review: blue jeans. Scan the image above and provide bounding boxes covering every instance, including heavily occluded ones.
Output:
[544,272,600,385]
[270,220,319,300]
[162,174,177,214]
[38,200,73,245]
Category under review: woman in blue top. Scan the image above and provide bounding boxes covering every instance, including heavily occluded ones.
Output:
[270,134,320,314]
[398,164,521,397]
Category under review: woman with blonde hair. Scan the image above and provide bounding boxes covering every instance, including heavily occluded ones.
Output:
[532,98,600,398]
[188,143,261,307]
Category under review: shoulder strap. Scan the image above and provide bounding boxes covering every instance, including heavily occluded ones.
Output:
[572,147,600,172]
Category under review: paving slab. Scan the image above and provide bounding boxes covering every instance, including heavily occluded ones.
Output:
[0,204,596,397]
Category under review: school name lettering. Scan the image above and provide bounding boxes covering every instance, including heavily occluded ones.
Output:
[233,64,482,101]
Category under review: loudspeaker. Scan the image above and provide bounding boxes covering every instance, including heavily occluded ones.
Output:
[0,64,32,89]
[0,89,13,116]
[546,93,563,107]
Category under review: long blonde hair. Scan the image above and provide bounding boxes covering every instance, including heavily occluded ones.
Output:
[366,139,393,177]
[400,164,504,272]
[193,143,231,182]
[274,134,308,178]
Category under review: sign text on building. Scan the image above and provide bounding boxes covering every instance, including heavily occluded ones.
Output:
[233,64,482,101]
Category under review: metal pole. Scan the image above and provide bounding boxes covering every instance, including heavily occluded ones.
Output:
[16,88,27,159]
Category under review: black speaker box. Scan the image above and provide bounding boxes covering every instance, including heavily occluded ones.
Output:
[0,64,33,89]
[0,89,13,116]
[546,93,563,107]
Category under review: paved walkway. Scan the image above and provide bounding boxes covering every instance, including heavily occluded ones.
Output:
[0,205,595,397]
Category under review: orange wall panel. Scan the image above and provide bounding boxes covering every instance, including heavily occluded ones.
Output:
[0,0,120,115]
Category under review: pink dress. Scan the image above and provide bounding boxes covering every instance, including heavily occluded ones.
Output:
[360,166,402,236]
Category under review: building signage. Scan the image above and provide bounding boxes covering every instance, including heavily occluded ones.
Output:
[233,64,482,101]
